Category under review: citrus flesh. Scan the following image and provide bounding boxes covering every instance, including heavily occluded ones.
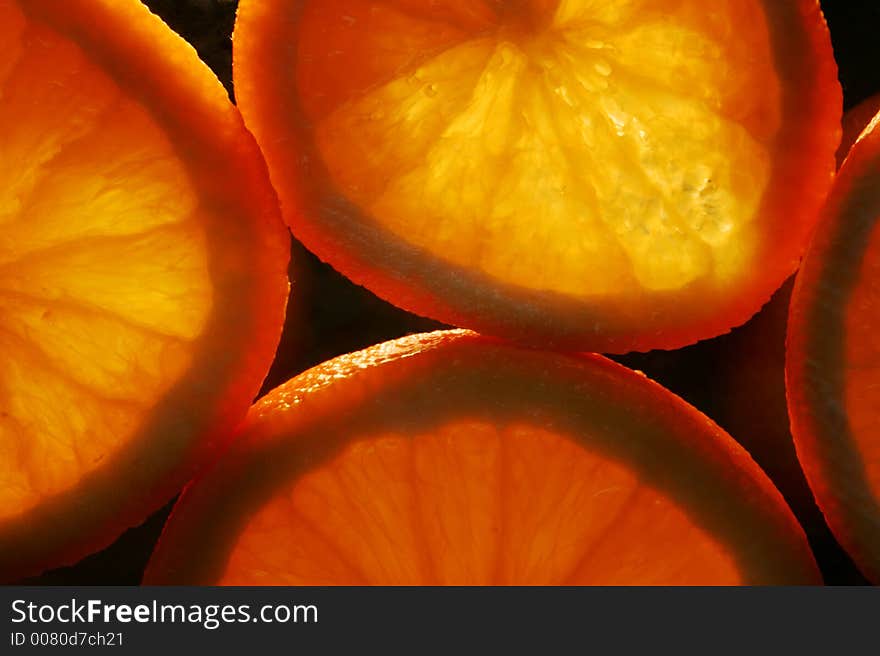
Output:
[788,111,880,583]
[146,331,819,585]
[233,0,840,352]
[0,0,289,579]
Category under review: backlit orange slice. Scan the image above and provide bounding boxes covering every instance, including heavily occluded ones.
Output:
[146,331,818,585]
[787,109,880,583]
[0,0,289,580]
[233,0,840,352]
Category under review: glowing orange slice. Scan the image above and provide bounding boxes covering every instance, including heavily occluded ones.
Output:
[233,0,840,352]
[0,0,289,580]
[146,331,818,585]
[788,108,880,583]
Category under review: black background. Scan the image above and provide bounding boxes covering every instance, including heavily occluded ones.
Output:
[17,0,880,586]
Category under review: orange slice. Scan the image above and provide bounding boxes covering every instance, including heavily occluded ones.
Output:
[145,331,818,585]
[233,0,840,352]
[787,108,880,583]
[0,0,289,580]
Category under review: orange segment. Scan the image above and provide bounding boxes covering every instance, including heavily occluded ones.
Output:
[787,110,880,583]
[0,0,289,580]
[146,332,819,585]
[233,0,840,351]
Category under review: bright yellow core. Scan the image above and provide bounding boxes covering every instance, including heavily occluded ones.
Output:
[303,0,781,296]
[0,4,211,520]
[220,421,740,585]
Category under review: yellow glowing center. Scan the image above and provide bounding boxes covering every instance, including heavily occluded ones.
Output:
[309,0,781,296]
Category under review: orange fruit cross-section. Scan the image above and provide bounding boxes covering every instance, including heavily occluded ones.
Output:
[787,109,880,584]
[146,331,819,585]
[0,0,289,580]
[233,0,840,352]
